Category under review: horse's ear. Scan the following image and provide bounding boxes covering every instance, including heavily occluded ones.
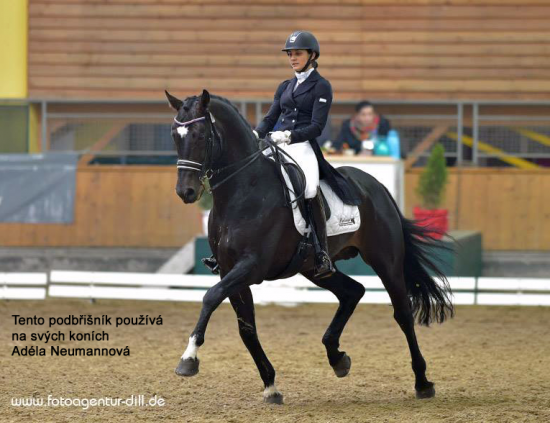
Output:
[200,89,210,110]
[165,90,183,111]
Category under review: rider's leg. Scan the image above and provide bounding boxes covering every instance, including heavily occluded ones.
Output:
[284,141,334,279]
[306,192,335,279]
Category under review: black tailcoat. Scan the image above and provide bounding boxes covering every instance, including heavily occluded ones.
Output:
[256,70,361,205]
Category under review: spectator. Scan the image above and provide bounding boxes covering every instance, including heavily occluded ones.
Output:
[333,101,391,154]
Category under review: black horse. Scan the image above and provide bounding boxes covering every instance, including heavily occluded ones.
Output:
[166,90,453,404]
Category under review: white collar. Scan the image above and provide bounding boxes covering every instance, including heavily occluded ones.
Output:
[295,67,315,84]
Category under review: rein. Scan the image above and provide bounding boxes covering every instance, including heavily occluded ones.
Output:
[262,137,307,205]
[174,113,262,193]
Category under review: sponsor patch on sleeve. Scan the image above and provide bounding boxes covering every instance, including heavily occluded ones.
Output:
[319,98,327,103]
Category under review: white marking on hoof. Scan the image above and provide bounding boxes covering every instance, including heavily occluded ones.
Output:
[181,335,199,360]
[263,384,281,399]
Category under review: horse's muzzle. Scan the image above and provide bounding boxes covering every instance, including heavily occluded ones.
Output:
[177,186,197,203]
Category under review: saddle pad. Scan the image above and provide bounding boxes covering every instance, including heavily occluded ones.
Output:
[277,160,361,237]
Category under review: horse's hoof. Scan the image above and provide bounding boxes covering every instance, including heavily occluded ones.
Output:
[332,353,351,378]
[264,392,284,405]
[415,383,435,399]
[175,358,199,377]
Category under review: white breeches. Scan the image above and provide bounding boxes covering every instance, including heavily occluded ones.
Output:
[271,141,319,199]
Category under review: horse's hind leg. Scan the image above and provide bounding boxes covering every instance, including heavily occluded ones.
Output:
[371,263,435,399]
[229,287,283,404]
[302,269,365,377]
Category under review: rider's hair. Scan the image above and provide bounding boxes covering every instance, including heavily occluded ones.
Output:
[307,49,319,69]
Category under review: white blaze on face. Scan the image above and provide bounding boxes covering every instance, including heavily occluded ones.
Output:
[176,126,189,138]
[181,335,199,360]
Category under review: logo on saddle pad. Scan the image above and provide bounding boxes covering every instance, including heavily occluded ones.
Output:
[339,218,356,227]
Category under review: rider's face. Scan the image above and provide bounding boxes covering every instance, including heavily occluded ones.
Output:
[287,49,311,72]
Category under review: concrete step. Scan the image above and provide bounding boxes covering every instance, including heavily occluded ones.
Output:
[483,251,550,277]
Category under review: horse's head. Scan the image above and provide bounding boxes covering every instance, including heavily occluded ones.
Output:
[166,89,212,204]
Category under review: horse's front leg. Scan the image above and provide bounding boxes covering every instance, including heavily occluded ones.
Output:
[175,256,260,377]
[229,287,283,404]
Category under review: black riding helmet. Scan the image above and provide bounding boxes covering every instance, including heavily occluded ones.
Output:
[282,31,320,73]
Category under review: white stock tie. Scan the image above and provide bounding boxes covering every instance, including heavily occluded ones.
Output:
[294,68,315,91]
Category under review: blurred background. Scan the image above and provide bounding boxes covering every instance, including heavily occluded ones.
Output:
[1,0,549,280]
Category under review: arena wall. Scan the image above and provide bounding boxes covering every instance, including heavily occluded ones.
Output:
[28,0,550,101]
[1,165,549,250]
[405,168,550,251]
[0,166,202,248]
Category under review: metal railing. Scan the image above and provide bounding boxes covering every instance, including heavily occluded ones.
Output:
[1,98,550,167]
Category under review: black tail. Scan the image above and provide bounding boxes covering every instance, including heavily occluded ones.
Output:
[382,186,454,326]
[401,218,454,326]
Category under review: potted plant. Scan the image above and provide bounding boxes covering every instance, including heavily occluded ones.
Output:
[413,143,449,239]
[198,183,213,236]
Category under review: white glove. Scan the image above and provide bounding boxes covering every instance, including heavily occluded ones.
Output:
[252,130,259,140]
[270,130,292,145]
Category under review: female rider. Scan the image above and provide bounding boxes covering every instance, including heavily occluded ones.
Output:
[204,31,361,279]
[256,31,361,279]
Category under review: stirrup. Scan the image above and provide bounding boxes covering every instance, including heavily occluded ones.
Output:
[314,251,335,279]
[201,256,220,275]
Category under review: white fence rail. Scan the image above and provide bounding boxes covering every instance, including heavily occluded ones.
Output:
[45,271,550,307]
[0,273,48,300]
[49,271,215,302]
[2,271,549,306]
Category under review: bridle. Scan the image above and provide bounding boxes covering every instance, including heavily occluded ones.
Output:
[174,115,208,175]
[173,109,307,207]
[173,112,263,193]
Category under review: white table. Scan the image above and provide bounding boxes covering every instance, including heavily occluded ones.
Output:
[327,155,404,210]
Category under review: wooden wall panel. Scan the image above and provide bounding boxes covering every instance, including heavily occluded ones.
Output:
[1,165,549,250]
[0,166,202,247]
[405,168,550,251]
[28,0,550,101]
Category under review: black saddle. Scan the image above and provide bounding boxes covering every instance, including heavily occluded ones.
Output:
[284,162,331,221]
[261,137,331,221]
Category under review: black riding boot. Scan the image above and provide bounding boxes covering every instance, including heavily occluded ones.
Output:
[306,194,335,279]
[202,255,220,275]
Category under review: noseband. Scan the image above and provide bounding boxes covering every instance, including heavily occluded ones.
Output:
[173,112,262,192]
[175,116,208,173]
